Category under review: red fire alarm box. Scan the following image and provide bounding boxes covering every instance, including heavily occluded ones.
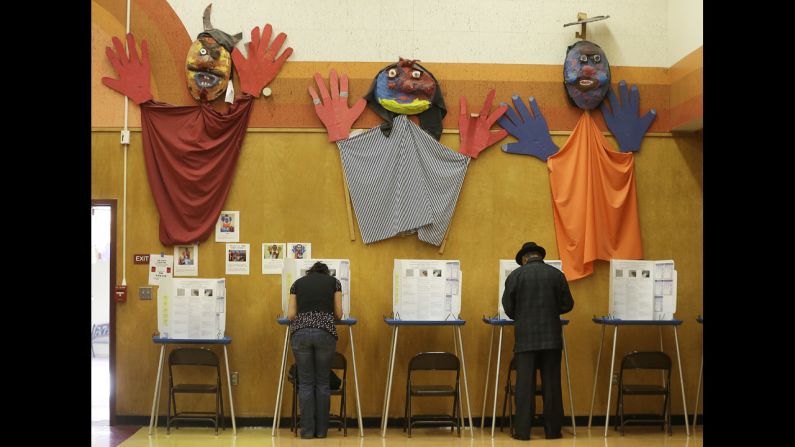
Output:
[114,285,127,303]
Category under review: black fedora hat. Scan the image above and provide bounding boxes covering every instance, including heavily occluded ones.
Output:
[515,242,546,265]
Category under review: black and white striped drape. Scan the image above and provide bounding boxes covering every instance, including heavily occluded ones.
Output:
[337,115,470,246]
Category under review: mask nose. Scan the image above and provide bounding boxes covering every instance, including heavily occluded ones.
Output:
[582,65,596,77]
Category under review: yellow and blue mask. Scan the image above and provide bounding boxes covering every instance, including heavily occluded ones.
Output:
[364,59,446,140]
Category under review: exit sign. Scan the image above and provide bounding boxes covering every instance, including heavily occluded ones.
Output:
[133,254,150,264]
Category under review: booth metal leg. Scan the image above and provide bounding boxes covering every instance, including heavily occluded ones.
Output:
[587,324,606,428]
[348,326,364,437]
[455,326,474,435]
[480,326,495,429]
[694,335,703,428]
[562,327,576,436]
[673,327,690,436]
[272,327,291,436]
[490,326,504,437]
[223,345,237,435]
[148,345,166,435]
[603,326,618,437]
[380,326,399,437]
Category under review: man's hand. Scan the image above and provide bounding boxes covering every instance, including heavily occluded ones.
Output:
[599,80,657,152]
[497,96,558,161]
[101,34,153,104]
[308,70,367,142]
[231,24,293,97]
[458,89,508,158]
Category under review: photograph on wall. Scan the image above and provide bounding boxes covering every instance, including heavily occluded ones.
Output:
[174,243,199,277]
[262,242,286,275]
[286,242,311,260]
[225,243,250,275]
[148,254,174,286]
[215,211,240,242]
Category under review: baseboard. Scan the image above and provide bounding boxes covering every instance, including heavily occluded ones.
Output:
[115,414,703,428]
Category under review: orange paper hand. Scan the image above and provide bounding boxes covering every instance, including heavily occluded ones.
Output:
[308,70,367,142]
[231,24,293,97]
[101,34,153,104]
[458,89,508,158]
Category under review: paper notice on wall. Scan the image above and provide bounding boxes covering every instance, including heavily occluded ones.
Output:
[226,243,250,275]
[286,242,311,260]
[262,243,286,274]
[215,211,240,242]
[174,243,198,277]
[148,254,174,286]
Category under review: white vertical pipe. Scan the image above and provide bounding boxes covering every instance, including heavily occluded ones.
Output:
[121,0,131,287]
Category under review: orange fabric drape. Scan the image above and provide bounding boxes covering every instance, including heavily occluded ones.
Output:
[547,112,643,281]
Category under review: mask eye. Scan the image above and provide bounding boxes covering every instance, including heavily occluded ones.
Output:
[411,70,422,79]
[579,54,588,63]
[387,68,398,78]
[592,54,601,63]
[199,48,208,56]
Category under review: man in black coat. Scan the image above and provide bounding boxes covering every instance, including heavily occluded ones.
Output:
[501,242,575,440]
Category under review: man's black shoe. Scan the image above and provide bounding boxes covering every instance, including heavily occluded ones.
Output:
[512,434,530,440]
[545,433,562,439]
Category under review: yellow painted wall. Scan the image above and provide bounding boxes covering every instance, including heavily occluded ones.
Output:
[92,126,702,418]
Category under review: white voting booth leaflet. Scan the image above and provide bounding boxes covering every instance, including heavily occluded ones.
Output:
[393,259,461,320]
[281,258,351,319]
[497,259,563,320]
[157,278,226,339]
[609,259,677,320]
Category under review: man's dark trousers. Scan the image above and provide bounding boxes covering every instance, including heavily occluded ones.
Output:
[513,349,563,438]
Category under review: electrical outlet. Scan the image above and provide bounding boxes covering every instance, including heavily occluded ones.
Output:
[231,372,239,386]
[612,373,619,385]
[139,287,152,300]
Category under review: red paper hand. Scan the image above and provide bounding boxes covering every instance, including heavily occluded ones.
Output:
[232,24,293,97]
[458,89,508,158]
[101,34,153,104]
[308,70,367,142]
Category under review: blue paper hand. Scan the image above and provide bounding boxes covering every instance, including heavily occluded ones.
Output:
[600,80,657,152]
[497,95,559,161]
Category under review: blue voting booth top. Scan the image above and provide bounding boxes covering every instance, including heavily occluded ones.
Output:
[383,317,466,326]
[152,336,232,345]
[481,317,569,326]
[277,317,358,325]
[592,316,683,326]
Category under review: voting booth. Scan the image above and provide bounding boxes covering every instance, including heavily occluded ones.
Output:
[608,259,677,320]
[392,259,462,320]
[156,278,227,339]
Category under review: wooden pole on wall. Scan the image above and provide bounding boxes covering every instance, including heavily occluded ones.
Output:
[339,157,356,241]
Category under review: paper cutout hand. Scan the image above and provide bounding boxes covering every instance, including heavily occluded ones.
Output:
[497,96,559,161]
[308,70,367,142]
[232,24,293,97]
[101,34,153,104]
[599,81,657,152]
[458,89,508,158]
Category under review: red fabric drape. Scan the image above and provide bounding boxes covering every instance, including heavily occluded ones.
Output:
[547,112,643,281]
[140,95,254,246]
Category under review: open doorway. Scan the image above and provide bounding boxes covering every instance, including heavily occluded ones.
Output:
[92,201,117,425]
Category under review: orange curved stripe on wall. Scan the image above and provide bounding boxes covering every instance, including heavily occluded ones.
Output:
[92,0,671,132]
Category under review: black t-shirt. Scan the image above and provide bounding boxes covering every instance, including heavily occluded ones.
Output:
[289,272,342,338]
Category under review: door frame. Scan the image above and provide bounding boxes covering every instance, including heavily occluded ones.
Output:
[92,199,117,425]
